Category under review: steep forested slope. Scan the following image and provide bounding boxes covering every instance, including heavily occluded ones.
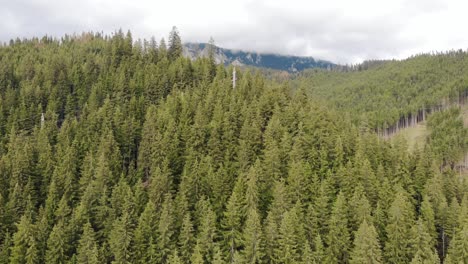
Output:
[296,52,468,129]
[0,31,467,264]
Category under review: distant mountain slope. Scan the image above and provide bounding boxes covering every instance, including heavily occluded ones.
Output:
[183,42,335,72]
[295,51,468,129]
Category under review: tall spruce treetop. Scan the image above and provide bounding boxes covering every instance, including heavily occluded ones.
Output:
[350,220,383,264]
[168,26,183,61]
[384,187,415,264]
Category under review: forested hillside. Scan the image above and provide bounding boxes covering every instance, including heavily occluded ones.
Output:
[296,53,468,130]
[0,30,467,264]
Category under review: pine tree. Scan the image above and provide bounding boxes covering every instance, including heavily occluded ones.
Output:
[286,160,312,204]
[222,177,245,262]
[446,197,461,240]
[213,246,226,264]
[384,188,415,264]
[312,234,325,264]
[410,219,439,264]
[196,198,217,262]
[168,250,183,264]
[242,208,263,263]
[276,203,306,264]
[190,242,204,264]
[10,214,34,264]
[0,232,12,264]
[109,212,133,264]
[350,220,383,264]
[25,236,39,264]
[348,184,372,233]
[178,212,194,264]
[76,222,99,264]
[307,178,331,239]
[158,194,175,263]
[245,162,260,212]
[419,196,437,246]
[168,26,183,61]
[262,212,279,263]
[326,192,351,263]
[446,222,468,263]
[45,221,66,264]
[148,162,172,208]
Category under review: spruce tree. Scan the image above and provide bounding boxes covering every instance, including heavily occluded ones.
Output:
[348,184,372,233]
[222,177,245,262]
[25,235,39,264]
[45,221,66,264]
[158,194,175,263]
[178,212,194,263]
[10,216,29,264]
[190,242,204,264]
[326,192,351,263]
[277,203,306,264]
[384,188,415,264]
[242,208,263,263]
[0,232,12,264]
[420,196,437,246]
[168,250,183,264]
[168,26,183,61]
[76,222,99,264]
[262,212,279,263]
[350,220,383,264]
[196,198,217,262]
[312,234,325,264]
[108,212,133,264]
[446,222,468,263]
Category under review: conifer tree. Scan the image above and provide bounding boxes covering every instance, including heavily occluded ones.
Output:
[191,242,204,264]
[313,234,325,264]
[384,188,415,264]
[308,179,331,238]
[178,212,194,264]
[168,26,183,61]
[168,250,183,264]
[242,208,263,263]
[446,222,468,263]
[420,196,437,246]
[158,194,175,263]
[10,214,34,264]
[277,203,306,264]
[349,184,372,233]
[326,192,350,263]
[222,177,245,262]
[45,221,66,264]
[109,211,133,264]
[350,220,383,264]
[25,235,39,264]
[196,198,217,262]
[0,232,12,264]
[410,219,439,264]
[76,222,99,264]
[262,212,279,263]
[213,247,226,264]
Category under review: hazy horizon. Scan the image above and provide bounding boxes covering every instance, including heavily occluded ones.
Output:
[2,0,468,64]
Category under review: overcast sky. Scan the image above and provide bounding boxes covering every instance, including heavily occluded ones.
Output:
[1,0,467,63]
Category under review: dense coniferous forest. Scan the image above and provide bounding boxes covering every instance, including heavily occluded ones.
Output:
[0,29,467,264]
[296,54,468,130]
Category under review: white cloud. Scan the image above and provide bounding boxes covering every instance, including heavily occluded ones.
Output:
[1,0,467,63]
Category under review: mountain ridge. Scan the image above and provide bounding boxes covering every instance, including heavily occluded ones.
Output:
[183,42,335,72]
